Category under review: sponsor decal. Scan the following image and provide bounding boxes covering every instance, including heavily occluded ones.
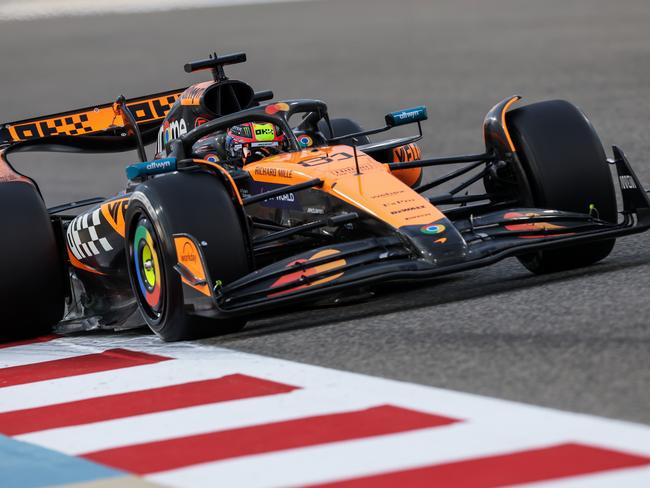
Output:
[9,113,95,140]
[7,93,179,142]
[619,175,637,190]
[392,143,422,163]
[180,82,211,107]
[420,223,446,235]
[328,164,374,177]
[147,160,173,171]
[254,124,275,140]
[370,190,406,199]
[204,153,220,163]
[392,205,427,215]
[66,208,115,263]
[434,237,448,244]
[254,166,293,178]
[248,181,301,210]
[264,102,290,115]
[230,124,252,138]
[101,198,129,237]
[386,106,428,126]
[298,135,313,148]
[405,212,435,222]
[251,141,279,148]
[173,236,210,297]
[396,109,423,121]
[129,95,179,123]
[156,119,188,154]
[382,198,417,208]
[274,193,295,202]
[194,117,209,128]
[126,158,176,181]
[181,242,198,263]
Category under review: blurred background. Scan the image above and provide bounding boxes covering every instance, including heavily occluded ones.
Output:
[2,0,649,205]
[1,0,650,423]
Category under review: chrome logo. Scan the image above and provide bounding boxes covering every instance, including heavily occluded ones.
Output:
[298,135,313,148]
[420,223,446,235]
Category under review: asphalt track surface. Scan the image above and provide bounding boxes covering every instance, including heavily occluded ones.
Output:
[1,0,649,425]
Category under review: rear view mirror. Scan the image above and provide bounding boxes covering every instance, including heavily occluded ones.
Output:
[385,106,428,127]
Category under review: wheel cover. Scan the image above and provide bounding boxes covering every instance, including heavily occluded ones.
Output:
[132,218,163,316]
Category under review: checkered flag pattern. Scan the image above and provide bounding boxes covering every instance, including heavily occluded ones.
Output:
[66,209,113,260]
[58,114,94,136]
[47,114,95,136]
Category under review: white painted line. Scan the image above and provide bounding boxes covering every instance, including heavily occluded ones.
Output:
[0,358,239,412]
[0,334,208,368]
[521,465,650,488]
[0,342,91,368]
[18,389,378,455]
[0,0,315,22]
[147,424,568,488]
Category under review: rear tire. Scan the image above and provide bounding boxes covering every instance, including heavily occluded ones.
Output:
[0,182,64,339]
[125,171,251,341]
[507,100,617,273]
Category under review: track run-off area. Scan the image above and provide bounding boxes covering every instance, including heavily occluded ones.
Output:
[1,333,650,487]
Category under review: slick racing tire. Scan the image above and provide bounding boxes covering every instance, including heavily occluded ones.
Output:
[507,100,617,273]
[0,181,65,339]
[318,118,370,146]
[125,171,251,341]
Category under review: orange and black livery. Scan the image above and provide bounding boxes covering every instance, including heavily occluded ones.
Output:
[2,52,650,342]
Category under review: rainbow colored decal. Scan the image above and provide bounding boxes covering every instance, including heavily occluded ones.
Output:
[298,135,313,148]
[133,221,162,312]
[264,102,290,115]
[269,249,346,298]
[420,223,446,235]
[503,212,565,239]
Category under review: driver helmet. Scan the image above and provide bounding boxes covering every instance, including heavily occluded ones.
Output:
[225,122,285,163]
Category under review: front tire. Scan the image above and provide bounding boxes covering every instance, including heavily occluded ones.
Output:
[507,100,617,273]
[125,171,251,341]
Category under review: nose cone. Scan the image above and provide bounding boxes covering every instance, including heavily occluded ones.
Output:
[398,219,469,265]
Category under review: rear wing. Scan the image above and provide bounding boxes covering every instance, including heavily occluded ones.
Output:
[0,88,185,146]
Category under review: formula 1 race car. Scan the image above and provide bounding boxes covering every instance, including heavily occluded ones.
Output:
[2,52,650,341]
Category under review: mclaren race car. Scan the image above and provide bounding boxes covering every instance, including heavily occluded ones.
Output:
[2,52,649,341]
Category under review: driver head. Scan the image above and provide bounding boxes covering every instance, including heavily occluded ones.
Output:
[225,122,285,163]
